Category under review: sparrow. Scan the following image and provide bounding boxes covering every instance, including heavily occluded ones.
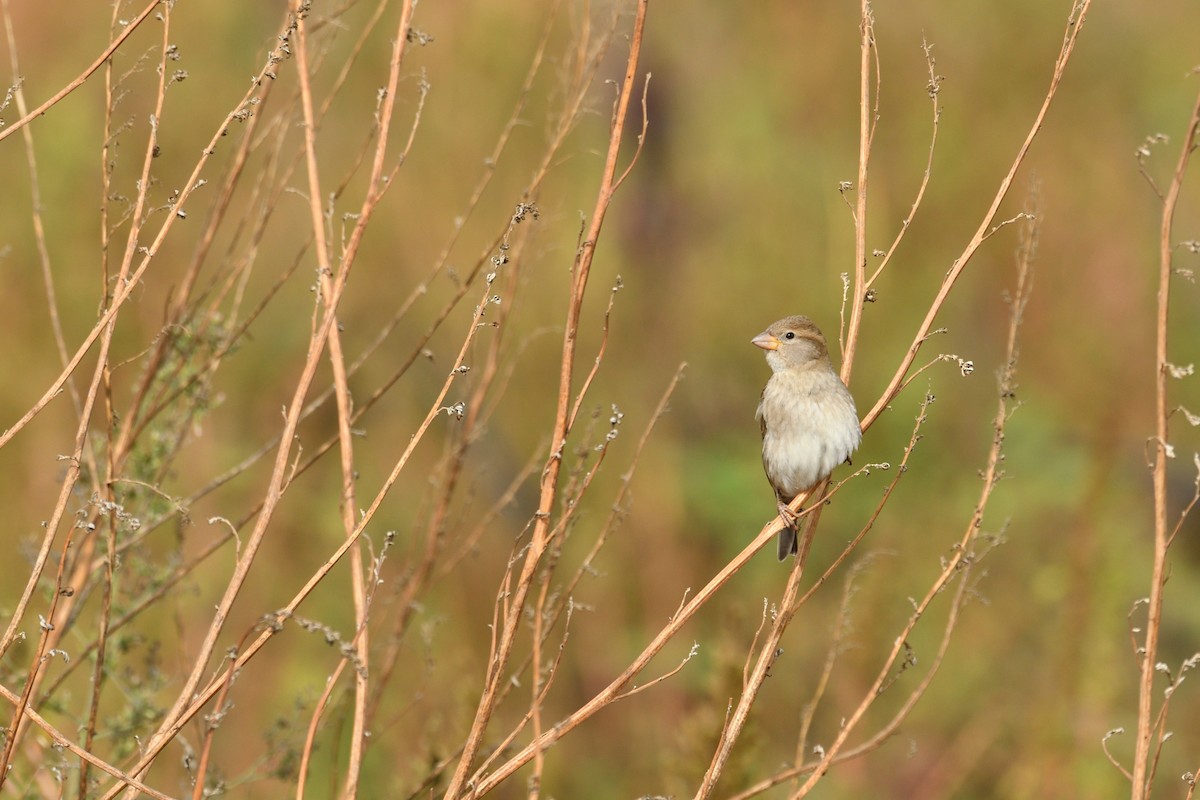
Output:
[753,316,861,560]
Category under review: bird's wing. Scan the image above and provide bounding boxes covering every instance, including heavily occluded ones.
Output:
[755,390,767,439]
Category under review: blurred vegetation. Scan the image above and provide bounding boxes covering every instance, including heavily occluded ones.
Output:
[0,0,1198,798]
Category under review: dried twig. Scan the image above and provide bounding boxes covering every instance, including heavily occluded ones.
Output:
[1130,86,1200,800]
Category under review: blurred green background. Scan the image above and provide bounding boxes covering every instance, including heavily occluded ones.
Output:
[1,0,1198,797]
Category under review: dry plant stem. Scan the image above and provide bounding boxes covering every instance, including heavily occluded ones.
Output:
[728,554,975,800]
[0,4,287,456]
[1131,88,1200,800]
[364,224,535,732]
[788,477,984,793]
[433,445,545,582]
[469,607,576,791]
[391,267,528,714]
[0,5,179,782]
[296,657,352,800]
[865,37,940,292]
[379,221,531,688]
[0,685,170,799]
[37,251,297,698]
[166,83,271,321]
[0,349,112,784]
[291,6,370,795]
[0,0,82,423]
[707,1,1015,786]
[0,204,117,788]
[566,281,621,431]
[1166,482,1200,549]
[80,238,303,570]
[525,8,620,197]
[861,0,1092,431]
[464,366,688,792]
[422,0,558,263]
[694,502,826,799]
[840,0,874,378]
[793,398,935,617]
[1146,698,1174,792]
[700,14,877,779]
[30,22,134,757]
[297,543,392,800]
[612,646,697,701]
[314,0,390,125]
[38,523,226,703]
[794,564,863,781]
[344,0,557,388]
[80,26,126,789]
[730,215,1031,800]
[440,3,649,796]
[0,0,160,146]
[100,5,419,796]
[555,363,687,635]
[469,410,852,798]
[471,395,631,790]
[190,645,243,800]
[0,17,300,684]
[81,518,119,800]
[482,123,639,800]
[361,242,523,747]
[120,78,279,452]
[1,9,108,789]
[531,456,587,790]
[101,218,499,798]
[131,3,555,555]
[468,500,806,797]
[787,214,1033,799]
[153,125,505,552]
[34,0,191,733]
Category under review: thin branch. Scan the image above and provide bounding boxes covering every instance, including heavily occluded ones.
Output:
[865,36,942,291]
[839,0,874,378]
[787,186,1036,799]
[0,0,161,145]
[1131,85,1200,800]
[860,0,1092,430]
[100,2,421,794]
[441,4,649,796]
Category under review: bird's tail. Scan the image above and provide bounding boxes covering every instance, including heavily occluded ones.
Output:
[777,526,798,561]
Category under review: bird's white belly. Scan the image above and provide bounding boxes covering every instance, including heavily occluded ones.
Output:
[759,379,860,497]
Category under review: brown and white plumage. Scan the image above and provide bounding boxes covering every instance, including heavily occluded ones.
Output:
[753,316,861,560]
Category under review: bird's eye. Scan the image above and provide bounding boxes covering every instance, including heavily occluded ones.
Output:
[784,331,796,340]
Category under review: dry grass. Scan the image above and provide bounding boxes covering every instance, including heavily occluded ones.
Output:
[0,0,1196,798]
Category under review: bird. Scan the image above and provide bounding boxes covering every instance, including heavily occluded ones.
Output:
[753,315,861,560]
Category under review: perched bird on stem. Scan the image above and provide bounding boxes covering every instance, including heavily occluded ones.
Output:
[753,316,861,560]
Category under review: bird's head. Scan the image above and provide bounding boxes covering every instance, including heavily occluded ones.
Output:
[752,315,831,373]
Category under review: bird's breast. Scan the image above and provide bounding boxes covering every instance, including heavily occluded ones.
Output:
[758,370,861,496]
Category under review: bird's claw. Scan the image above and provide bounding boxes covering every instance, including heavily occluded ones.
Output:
[775,500,802,560]
[776,500,800,530]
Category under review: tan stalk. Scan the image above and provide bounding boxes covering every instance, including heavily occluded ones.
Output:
[1130,88,1200,800]
[440,3,649,796]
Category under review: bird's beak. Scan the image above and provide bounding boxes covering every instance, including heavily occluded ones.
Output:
[752,332,780,351]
